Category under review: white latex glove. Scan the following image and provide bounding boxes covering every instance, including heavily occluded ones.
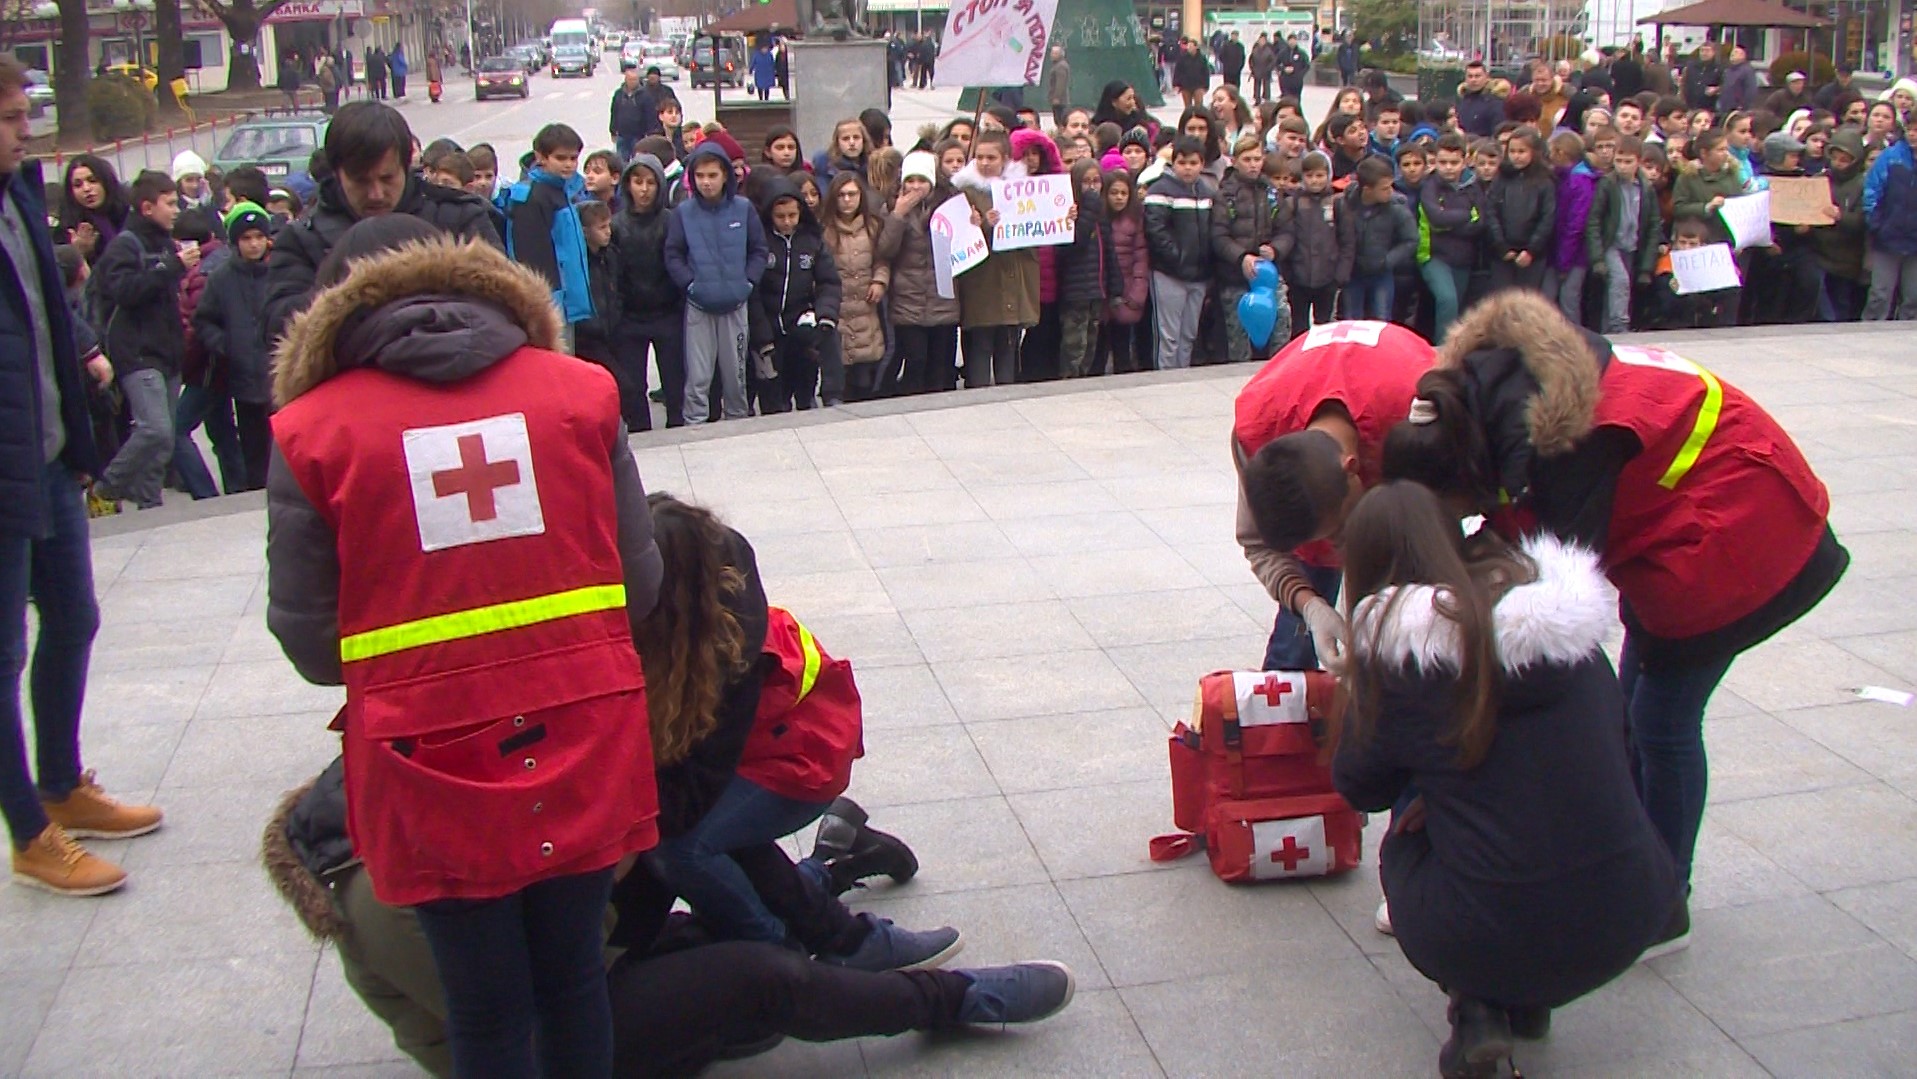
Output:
[1300,596,1349,674]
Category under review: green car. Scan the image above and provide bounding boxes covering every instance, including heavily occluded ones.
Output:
[210,114,329,181]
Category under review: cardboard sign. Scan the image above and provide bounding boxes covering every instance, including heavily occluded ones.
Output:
[990,175,1075,250]
[928,194,989,299]
[1717,191,1772,250]
[1767,176,1838,227]
[1671,243,1742,295]
[933,0,1063,89]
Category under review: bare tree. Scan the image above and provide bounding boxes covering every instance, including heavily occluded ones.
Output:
[155,0,185,114]
[54,0,89,139]
[199,0,293,93]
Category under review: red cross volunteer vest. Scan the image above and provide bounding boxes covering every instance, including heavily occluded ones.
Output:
[1590,345,1830,642]
[735,608,864,804]
[272,347,659,906]
[1232,320,1436,568]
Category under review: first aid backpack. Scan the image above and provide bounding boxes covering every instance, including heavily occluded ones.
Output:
[1149,670,1363,883]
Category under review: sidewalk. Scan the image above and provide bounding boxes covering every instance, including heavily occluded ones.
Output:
[7,323,1917,1077]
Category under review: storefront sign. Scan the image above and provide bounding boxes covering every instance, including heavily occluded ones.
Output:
[268,0,365,23]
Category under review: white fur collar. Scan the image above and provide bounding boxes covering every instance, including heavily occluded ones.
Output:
[1350,534,1616,673]
[949,158,1027,193]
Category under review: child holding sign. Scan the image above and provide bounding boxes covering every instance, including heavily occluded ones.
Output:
[952,129,1039,387]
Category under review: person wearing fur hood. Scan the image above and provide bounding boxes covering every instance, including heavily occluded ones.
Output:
[1380,291,1847,957]
[949,127,1039,386]
[1333,482,1677,1079]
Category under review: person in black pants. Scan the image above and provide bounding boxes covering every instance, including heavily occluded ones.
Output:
[611,156,685,429]
[751,178,842,413]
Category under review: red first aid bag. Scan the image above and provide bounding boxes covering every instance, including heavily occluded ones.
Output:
[1149,670,1364,883]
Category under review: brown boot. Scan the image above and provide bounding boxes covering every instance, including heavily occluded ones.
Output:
[11,823,128,896]
[42,771,164,839]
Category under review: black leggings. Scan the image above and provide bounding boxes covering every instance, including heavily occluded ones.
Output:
[609,942,971,1078]
[960,326,1021,388]
[894,323,959,393]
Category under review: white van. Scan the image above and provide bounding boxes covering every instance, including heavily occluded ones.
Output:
[548,18,597,77]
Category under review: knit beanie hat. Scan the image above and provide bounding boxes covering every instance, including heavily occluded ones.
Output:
[223,201,272,241]
[902,150,937,184]
[1120,126,1153,153]
[1762,130,1806,169]
[704,130,747,164]
[171,150,208,182]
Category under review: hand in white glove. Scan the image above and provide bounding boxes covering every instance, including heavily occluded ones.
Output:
[1300,596,1349,675]
[753,344,779,382]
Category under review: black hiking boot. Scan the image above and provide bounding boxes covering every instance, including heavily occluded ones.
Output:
[810,797,919,896]
[1440,992,1513,1079]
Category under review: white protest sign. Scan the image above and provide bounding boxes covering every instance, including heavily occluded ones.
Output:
[1717,191,1772,250]
[1671,243,1742,294]
[991,175,1075,251]
[929,193,988,298]
[933,0,1063,89]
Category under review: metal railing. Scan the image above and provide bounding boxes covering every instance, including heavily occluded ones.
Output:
[28,83,372,179]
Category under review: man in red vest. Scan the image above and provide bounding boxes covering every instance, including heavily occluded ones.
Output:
[1234,320,1437,671]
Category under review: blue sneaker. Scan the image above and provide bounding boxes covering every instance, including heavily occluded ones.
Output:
[820,913,963,972]
[955,961,1077,1025]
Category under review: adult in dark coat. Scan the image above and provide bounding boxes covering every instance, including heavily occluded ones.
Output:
[1717,45,1759,114]
[1610,44,1645,100]
[1680,42,1720,110]
[1454,62,1503,137]
[1172,40,1211,109]
[1217,32,1246,90]
[1278,37,1310,100]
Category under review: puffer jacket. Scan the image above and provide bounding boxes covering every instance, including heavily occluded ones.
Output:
[1287,186,1355,288]
[1106,210,1151,324]
[1864,139,1917,258]
[191,252,273,405]
[1143,171,1214,282]
[1418,172,1487,268]
[665,142,770,314]
[612,155,684,320]
[94,214,187,377]
[952,163,1040,328]
[1057,193,1122,304]
[1210,169,1294,293]
[823,211,901,364]
[751,179,843,347]
[1671,161,1750,246]
[1346,187,1418,277]
[178,238,229,387]
[1487,163,1557,261]
[886,192,960,327]
[1553,162,1602,272]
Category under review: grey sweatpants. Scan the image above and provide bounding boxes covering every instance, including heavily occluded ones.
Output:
[683,305,751,424]
[1152,272,1207,370]
[101,369,177,509]
[1863,248,1917,321]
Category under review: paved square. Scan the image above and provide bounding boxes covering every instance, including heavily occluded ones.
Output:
[6,323,1917,1077]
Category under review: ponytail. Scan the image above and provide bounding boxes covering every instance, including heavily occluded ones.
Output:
[1382,368,1493,508]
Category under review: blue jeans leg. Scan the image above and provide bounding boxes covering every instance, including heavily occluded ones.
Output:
[653,775,831,943]
[414,868,617,1079]
[171,385,222,500]
[1619,633,1733,888]
[1420,260,1469,342]
[0,461,100,848]
[1261,562,1343,670]
[1342,274,1394,320]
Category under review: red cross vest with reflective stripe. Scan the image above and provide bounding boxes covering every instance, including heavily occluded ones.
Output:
[735,608,864,804]
[271,346,659,907]
[1591,345,1830,642]
[1232,322,1436,568]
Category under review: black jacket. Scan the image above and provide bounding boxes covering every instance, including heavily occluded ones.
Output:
[1210,169,1293,292]
[94,214,187,377]
[1455,88,1503,138]
[0,159,100,539]
[751,179,842,346]
[612,155,684,320]
[1345,187,1418,277]
[190,253,273,405]
[1487,164,1557,260]
[610,83,661,141]
[1286,186,1355,288]
[1419,173,1488,269]
[1056,195,1123,303]
[1143,172,1214,282]
[1172,50,1210,91]
[263,174,502,343]
[577,242,621,349]
[1335,535,1678,1009]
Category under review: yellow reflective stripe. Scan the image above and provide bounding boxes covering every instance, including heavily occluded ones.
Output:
[1658,367,1723,490]
[794,621,822,704]
[339,585,627,663]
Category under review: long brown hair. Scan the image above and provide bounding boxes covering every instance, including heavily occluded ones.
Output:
[823,171,884,251]
[635,494,749,766]
[1339,482,1529,770]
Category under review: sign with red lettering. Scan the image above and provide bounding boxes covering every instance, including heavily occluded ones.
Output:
[267,0,365,23]
[933,0,1062,90]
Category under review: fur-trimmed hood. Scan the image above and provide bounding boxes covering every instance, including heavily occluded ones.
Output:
[262,776,347,941]
[271,236,561,407]
[1435,289,1604,457]
[1351,533,1616,674]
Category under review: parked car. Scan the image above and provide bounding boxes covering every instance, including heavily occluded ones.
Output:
[505,44,542,73]
[474,56,530,100]
[515,39,552,66]
[103,63,160,91]
[641,42,679,81]
[23,69,55,107]
[552,43,596,77]
[621,39,648,68]
[605,31,626,51]
[688,43,743,89]
[211,114,328,179]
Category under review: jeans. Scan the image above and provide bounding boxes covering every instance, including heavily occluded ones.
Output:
[683,305,750,424]
[1341,273,1394,320]
[0,460,100,848]
[1552,264,1588,327]
[414,868,617,1079]
[1420,260,1472,343]
[1862,248,1917,321]
[101,369,178,509]
[1262,562,1341,671]
[1618,633,1734,887]
[1597,250,1637,334]
[1823,274,1867,322]
[615,136,637,162]
[960,325,1020,387]
[1151,272,1207,369]
[174,383,245,497]
[652,775,831,943]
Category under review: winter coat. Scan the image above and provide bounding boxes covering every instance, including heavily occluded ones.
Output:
[576,242,621,349]
[1455,88,1503,138]
[1143,171,1215,282]
[1864,140,1917,258]
[610,84,661,141]
[1671,161,1749,246]
[1287,187,1355,289]
[612,156,684,320]
[191,252,273,405]
[1345,188,1418,278]
[1057,194,1122,304]
[886,194,961,327]
[1681,58,1720,110]
[823,212,900,364]
[1217,39,1245,79]
[264,174,501,342]
[1249,43,1277,80]
[1417,173,1487,268]
[1210,169,1294,293]
[0,159,99,538]
[664,143,770,314]
[751,180,843,346]
[425,55,442,84]
[1173,50,1210,92]
[1106,210,1151,323]
[1487,164,1557,261]
[503,166,594,324]
[1334,534,1678,1009]
[387,47,407,79]
[1813,154,1870,281]
[1583,173,1660,278]
[94,214,187,377]
[951,163,1040,328]
[1552,162,1601,272]
[177,238,228,386]
[1718,60,1758,113]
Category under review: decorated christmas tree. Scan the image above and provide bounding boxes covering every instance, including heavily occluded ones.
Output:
[957,0,1164,113]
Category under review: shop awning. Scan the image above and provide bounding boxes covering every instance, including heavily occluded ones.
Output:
[1636,0,1828,29]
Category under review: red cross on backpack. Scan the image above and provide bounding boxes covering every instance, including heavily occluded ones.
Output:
[1149,670,1364,883]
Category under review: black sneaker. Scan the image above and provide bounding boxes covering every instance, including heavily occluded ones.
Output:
[1639,896,1691,962]
[1507,1005,1551,1040]
[955,961,1076,1025]
[1439,993,1513,1079]
[811,797,919,896]
[819,913,963,972]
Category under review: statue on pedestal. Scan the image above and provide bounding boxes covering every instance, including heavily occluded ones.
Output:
[795,0,868,39]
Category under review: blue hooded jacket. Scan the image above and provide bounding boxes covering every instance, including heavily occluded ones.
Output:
[1864,138,1917,257]
[663,142,768,314]
[501,165,594,324]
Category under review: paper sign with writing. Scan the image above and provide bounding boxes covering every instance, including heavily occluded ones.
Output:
[1767,176,1837,227]
[933,0,1063,89]
[990,175,1075,251]
[929,193,989,298]
[1671,243,1742,295]
[1717,191,1772,250]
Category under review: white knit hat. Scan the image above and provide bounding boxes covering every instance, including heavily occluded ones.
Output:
[902,150,937,184]
[171,150,207,182]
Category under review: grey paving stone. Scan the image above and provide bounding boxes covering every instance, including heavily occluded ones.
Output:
[1829,879,1917,960]
[704,1037,865,1078]
[855,520,1018,568]
[1774,699,1917,783]
[934,649,1148,724]
[296,945,416,1070]
[0,969,64,1076]
[762,567,895,619]
[118,536,265,582]
[875,558,1054,612]
[77,859,319,968]
[80,665,215,728]
[851,881,1111,990]
[848,663,961,730]
[1712,782,1917,892]
[1008,780,1199,883]
[98,574,257,626]
[840,726,999,808]
[192,659,344,720]
[160,714,340,793]
[1026,544,1209,599]
[836,488,989,531]
[968,708,1169,794]
[899,600,1097,664]
[1107,638,1258,726]
[937,453,1094,491]
[1722,636,1906,713]
[22,953,314,1077]
[750,528,873,578]
[802,432,944,471]
[1064,587,1267,650]
[857,987,1161,1078]
[292,1063,431,1078]
[1704,712,1870,804]
[223,615,293,664]
[1743,1009,1917,1079]
[967,478,1124,521]
[88,617,234,673]
[994,510,1164,559]
[688,464,834,505]
[1540,1042,1772,1078]
[0,878,102,973]
[697,494,847,537]
[1095,464,1239,510]
[121,781,306,870]
[1796,576,1917,638]
[798,610,926,670]
[836,795,1048,897]
[76,720,185,794]
[1687,822,1817,913]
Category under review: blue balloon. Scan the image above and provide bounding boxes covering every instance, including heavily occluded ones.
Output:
[1250,259,1279,293]
[1237,288,1279,350]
